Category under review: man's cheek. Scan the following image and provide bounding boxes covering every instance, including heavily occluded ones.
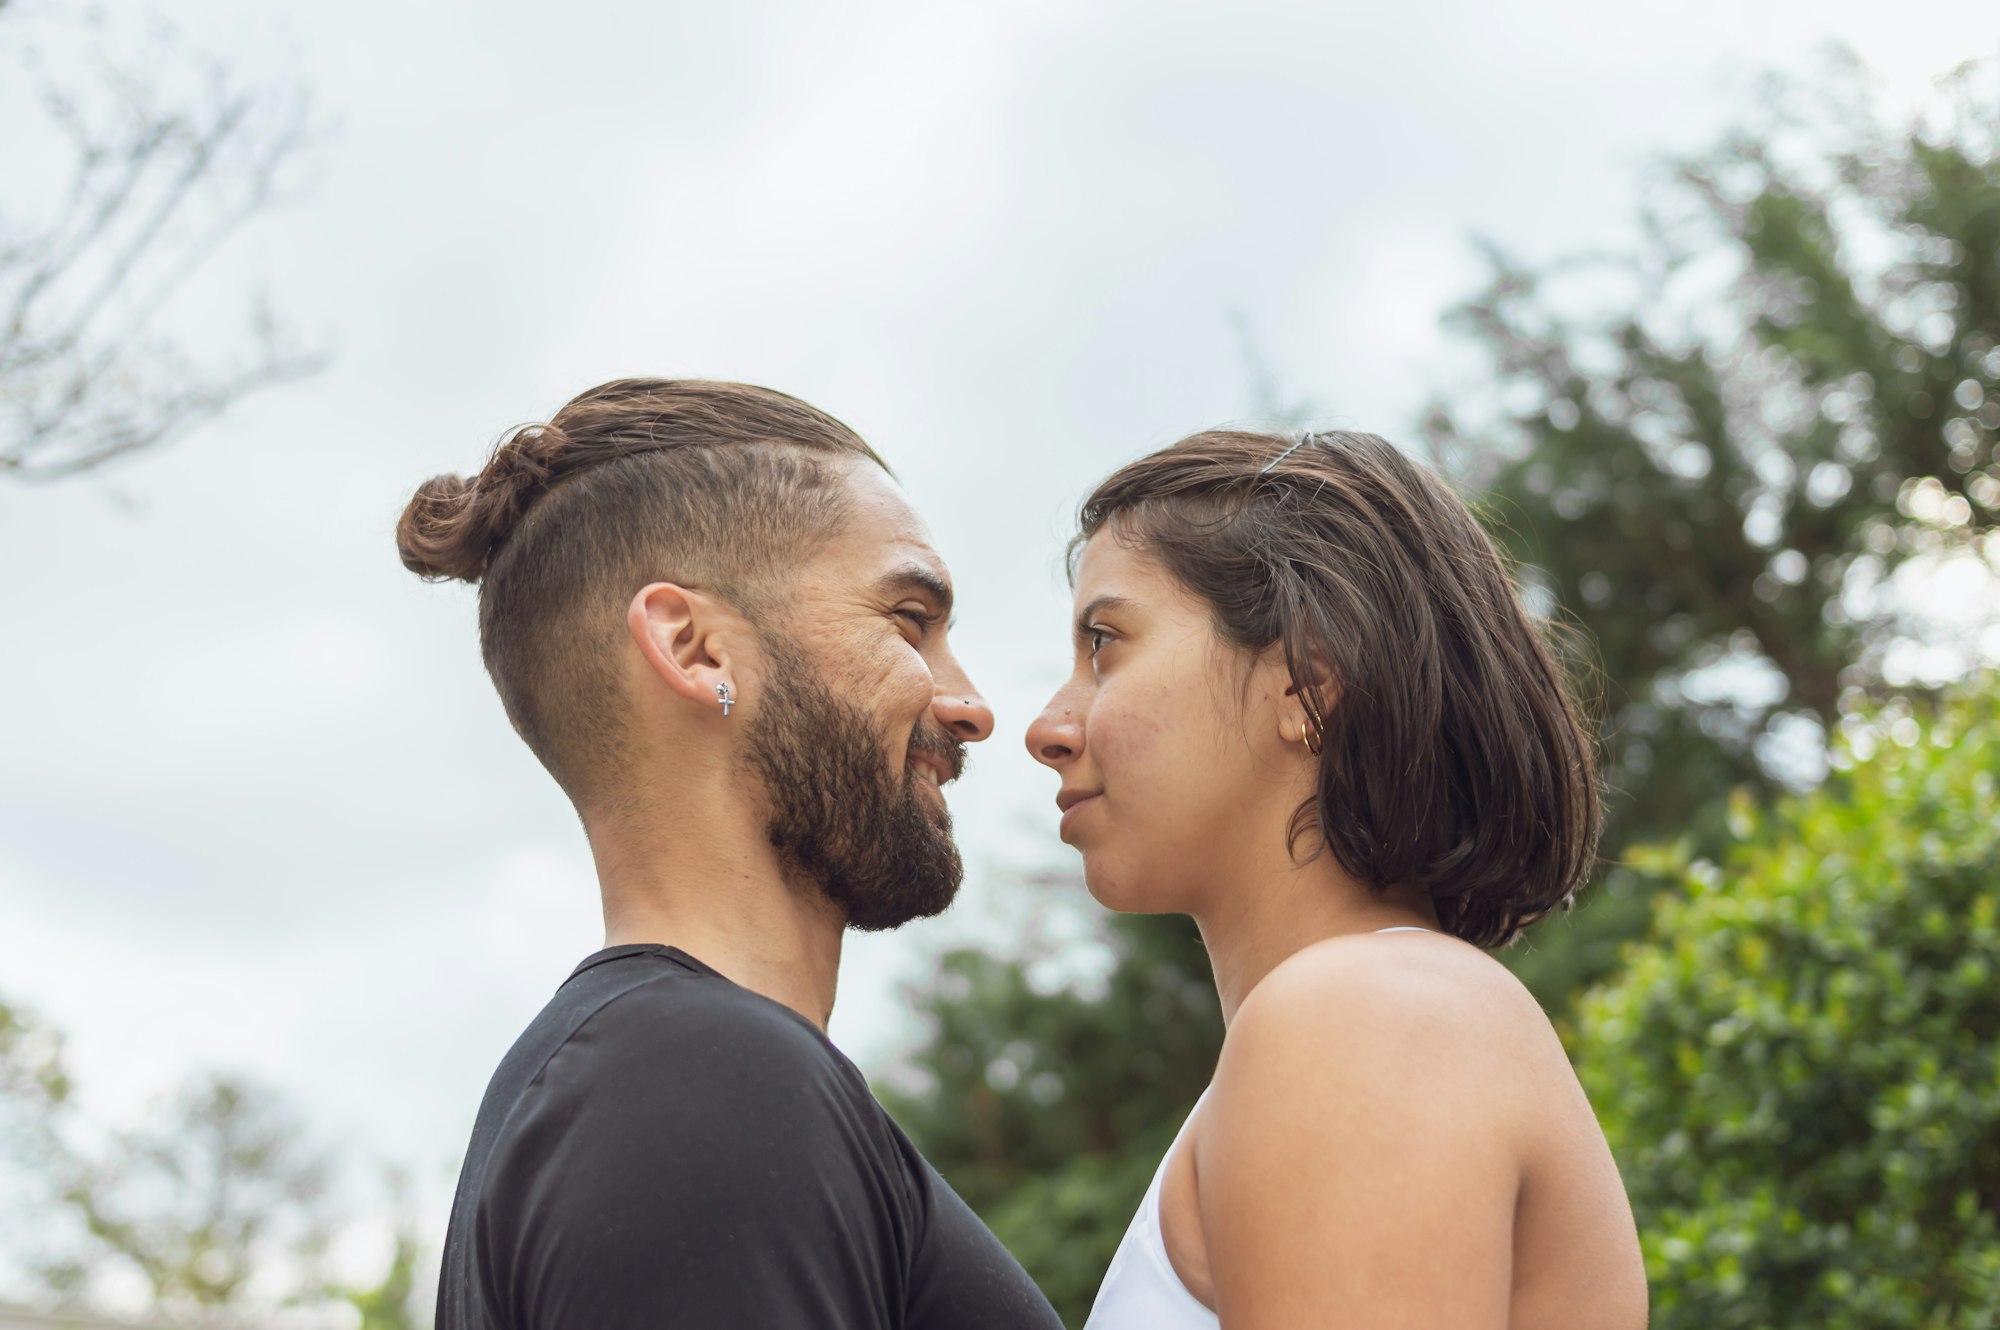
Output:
[854,651,933,736]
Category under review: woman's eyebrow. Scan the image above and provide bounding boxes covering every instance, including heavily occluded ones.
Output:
[1073,594,1136,644]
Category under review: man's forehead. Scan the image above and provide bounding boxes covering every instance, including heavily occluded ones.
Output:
[821,460,953,594]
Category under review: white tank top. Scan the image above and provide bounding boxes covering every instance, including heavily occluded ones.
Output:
[1082,926,1437,1330]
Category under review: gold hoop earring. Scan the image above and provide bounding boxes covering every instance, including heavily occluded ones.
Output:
[1282,680,1325,755]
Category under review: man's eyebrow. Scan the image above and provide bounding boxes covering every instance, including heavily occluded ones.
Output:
[1073,594,1135,643]
[877,564,955,621]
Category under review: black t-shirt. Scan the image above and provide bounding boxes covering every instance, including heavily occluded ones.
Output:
[437,944,1062,1330]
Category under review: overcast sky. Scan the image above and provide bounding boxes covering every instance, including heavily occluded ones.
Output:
[4,0,1996,1266]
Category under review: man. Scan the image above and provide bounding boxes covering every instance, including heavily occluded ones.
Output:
[398,379,1061,1328]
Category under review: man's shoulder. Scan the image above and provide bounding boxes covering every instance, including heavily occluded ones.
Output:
[530,949,853,1102]
[450,951,961,1330]
[476,949,898,1200]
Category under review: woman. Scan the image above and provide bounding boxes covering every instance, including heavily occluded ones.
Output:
[1027,429,1648,1328]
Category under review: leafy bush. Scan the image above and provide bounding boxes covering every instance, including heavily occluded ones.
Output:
[1574,678,2000,1327]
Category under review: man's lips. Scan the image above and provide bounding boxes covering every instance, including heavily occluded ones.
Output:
[907,752,959,788]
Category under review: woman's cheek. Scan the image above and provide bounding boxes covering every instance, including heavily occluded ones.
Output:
[1091,676,1189,843]
[1085,683,1208,912]
[1091,683,1166,783]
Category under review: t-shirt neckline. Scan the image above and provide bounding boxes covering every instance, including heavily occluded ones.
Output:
[565,943,718,984]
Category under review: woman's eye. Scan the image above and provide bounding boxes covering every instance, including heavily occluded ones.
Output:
[1087,627,1110,656]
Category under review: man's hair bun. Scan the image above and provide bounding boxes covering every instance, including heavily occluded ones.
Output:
[396,423,564,584]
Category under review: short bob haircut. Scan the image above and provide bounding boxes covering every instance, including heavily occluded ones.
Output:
[1074,428,1603,949]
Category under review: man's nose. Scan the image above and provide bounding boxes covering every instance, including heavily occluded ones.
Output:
[933,682,994,744]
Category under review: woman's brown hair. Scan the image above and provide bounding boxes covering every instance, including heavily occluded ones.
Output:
[1076,428,1603,949]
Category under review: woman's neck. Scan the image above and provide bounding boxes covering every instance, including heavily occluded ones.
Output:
[1193,851,1439,1026]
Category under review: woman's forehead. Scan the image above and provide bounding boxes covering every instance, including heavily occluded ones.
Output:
[1072,529,1159,602]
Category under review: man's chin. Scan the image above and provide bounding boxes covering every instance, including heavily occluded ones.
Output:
[841,876,961,933]
[835,828,965,932]
[898,779,960,868]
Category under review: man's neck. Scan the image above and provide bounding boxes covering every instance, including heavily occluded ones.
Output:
[588,797,846,1031]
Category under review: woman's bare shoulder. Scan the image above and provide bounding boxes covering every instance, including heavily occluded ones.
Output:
[1214,930,1569,1130]
[1246,928,1549,1035]
[1194,931,1541,1322]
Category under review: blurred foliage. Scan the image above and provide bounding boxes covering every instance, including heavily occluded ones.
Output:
[1429,49,2000,1004]
[0,997,71,1135]
[29,1073,338,1316]
[327,1206,426,1330]
[881,905,1221,1325]
[0,997,73,1273]
[1576,678,2000,1326]
[894,50,2000,1327]
[0,1006,421,1327]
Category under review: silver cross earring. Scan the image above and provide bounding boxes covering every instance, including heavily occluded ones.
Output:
[715,682,734,717]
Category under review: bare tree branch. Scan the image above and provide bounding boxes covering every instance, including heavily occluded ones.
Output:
[0,4,327,482]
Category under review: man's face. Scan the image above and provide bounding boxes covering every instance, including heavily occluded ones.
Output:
[741,459,993,931]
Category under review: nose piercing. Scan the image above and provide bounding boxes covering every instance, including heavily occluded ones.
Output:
[716,682,734,717]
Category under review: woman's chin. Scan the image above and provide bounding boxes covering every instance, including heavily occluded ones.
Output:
[1081,859,1168,914]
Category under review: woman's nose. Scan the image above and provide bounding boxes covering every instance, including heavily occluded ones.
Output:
[1025,693,1082,769]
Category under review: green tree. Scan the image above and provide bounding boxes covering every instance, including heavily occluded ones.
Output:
[0,999,70,1139]
[0,997,74,1275]
[1426,50,2000,1003]
[1,1001,425,1326]
[1574,678,2000,1326]
[29,1074,339,1316]
[327,1200,426,1330]
[883,904,1221,1324]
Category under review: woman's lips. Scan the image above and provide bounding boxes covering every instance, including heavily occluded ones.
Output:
[1057,791,1102,836]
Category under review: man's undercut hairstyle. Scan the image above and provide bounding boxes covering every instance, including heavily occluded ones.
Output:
[396,378,887,807]
[1076,429,1604,949]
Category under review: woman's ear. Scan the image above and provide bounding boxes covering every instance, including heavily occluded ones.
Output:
[1281,681,1327,754]
[1268,649,1336,755]
[627,582,742,713]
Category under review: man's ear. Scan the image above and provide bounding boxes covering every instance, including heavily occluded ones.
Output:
[627,582,743,713]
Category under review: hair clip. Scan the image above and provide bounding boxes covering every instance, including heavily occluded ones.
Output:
[1258,430,1316,475]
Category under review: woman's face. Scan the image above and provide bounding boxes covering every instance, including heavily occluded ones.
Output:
[1026,528,1306,915]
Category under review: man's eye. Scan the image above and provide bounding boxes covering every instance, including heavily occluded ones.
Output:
[896,608,935,633]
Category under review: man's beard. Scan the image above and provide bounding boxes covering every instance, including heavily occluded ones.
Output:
[743,634,966,932]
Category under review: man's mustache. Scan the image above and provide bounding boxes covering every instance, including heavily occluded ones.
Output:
[908,725,968,784]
